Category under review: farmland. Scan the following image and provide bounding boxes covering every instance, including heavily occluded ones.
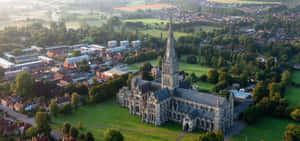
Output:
[114,4,174,11]
[208,0,281,5]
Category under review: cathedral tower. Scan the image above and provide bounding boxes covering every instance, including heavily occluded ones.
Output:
[161,20,179,90]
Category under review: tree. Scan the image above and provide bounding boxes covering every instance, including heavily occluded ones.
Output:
[78,59,90,72]
[141,71,153,81]
[198,131,224,141]
[186,55,197,64]
[75,84,89,96]
[85,132,95,141]
[69,127,79,138]
[79,133,85,141]
[284,124,300,141]
[139,62,153,72]
[71,92,80,109]
[217,56,225,67]
[157,56,163,68]
[268,82,281,96]
[243,104,263,124]
[78,121,83,130]
[35,112,51,135]
[296,52,300,64]
[281,70,291,85]
[60,103,72,114]
[63,122,71,135]
[291,109,300,122]
[26,127,38,138]
[104,129,124,141]
[72,50,81,57]
[15,72,34,98]
[49,100,59,116]
[253,81,268,103]
[207,69,218,84]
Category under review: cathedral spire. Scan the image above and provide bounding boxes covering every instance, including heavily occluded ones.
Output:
[161,17,179,90]
[165,17,176,61]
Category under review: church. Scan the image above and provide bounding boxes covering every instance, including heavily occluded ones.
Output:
[117,22,234,133]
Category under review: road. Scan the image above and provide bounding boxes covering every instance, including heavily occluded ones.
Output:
[0,105,63,140]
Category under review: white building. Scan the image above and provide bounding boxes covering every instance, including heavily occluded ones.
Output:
[108,40,118,48]
[131,40,141,48]
[107,46,127,53]
[120,40,130,47]
[0,58,15,69]
[65,55,89,64]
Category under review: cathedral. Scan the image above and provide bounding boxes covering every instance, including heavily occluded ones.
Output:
[117,22,234,133]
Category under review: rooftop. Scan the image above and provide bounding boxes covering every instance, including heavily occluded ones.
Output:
[174,88,224,106]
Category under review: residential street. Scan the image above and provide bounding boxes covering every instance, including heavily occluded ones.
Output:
[0,105,63,140]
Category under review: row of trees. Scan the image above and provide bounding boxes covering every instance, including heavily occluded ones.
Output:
[89,74,127,103]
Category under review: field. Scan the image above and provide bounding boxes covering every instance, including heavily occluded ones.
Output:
[292,71,300,85]
[230,117,300,141]
[195,81,215,92]
[208,0,281,5]
[140,29,192,39]
[284,87,300,107]
[114,4,174,11]
[124,19,169,25]
[52,99,199,141]
[127,59,210,77]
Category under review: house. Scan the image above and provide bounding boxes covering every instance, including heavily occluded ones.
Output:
[64,55,89,68]
[100,69,128,79]
[46,46,70,60]
[0,57,15,70]
[38,56,54,65]
[63,136,77,141]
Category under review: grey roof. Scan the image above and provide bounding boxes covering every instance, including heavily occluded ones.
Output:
[177,104,214,119]
[174,88,224,106]
[189,110,199,119]
[154,88,170,102]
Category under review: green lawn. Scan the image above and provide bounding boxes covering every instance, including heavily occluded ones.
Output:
[195,81,215,92]
[52,99,199,141]
[292,71,300,85]
[140,29,192,39]
[231,117,300,141]
[127,59,210,77]
[284,87,300,107]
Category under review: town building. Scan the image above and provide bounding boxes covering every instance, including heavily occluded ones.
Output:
[108,40,118,48]
[117,22,234,133]
[120,40,130,47]
[63,55,89,68]
[131,40,141,48]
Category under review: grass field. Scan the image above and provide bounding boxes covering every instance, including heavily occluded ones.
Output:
[127,59,210,77]
[208,0,280,5]
[140,29,192,39]
[124,19,169,25]
[195,81,215,91]
[285,87,300,107]
[292,71,300,85]
[231,117,300,141]
[52,99,199,141]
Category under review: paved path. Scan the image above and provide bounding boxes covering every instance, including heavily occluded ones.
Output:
[0,105,63,140]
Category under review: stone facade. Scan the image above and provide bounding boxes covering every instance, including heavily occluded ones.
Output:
[117,22,234,133]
